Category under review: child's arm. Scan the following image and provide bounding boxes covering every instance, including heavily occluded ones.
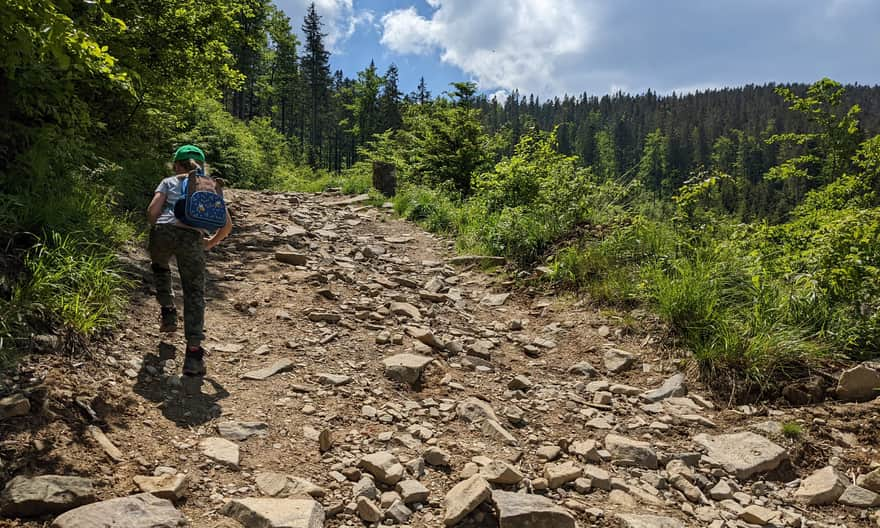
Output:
[147,192,166,225]
[204,211,233,250]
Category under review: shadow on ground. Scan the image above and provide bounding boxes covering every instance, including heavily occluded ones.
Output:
[132,342,229,427]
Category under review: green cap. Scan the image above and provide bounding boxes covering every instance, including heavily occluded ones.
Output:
[173,144,206,162]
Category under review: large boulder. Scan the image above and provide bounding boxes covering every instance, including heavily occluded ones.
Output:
[51,493,185,528]
[1,475,95,517]
[491,490,575,528]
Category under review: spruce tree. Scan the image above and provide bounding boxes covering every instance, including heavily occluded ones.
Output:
[380,63,403,131]
[300,3,332,167]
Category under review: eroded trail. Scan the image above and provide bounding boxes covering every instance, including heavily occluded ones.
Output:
[2,190,879,528]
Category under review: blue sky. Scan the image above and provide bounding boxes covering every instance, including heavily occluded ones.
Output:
[275,0,880,100]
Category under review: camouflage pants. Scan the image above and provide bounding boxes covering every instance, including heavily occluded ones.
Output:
[148,224,205,347]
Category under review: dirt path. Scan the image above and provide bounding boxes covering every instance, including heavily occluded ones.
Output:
[2,190,878,528]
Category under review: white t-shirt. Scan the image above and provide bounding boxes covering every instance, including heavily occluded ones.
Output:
[154,175,187,225]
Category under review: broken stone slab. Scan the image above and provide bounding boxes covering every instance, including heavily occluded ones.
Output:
[358,452,405,485]
[316,373,351,386]
[87,425,124,463]
[858,467,880,493]
[200,437,240,469]
[389,301,421,320]
[447,255,505,266]
[836,363,880,401]
[356,496,382,523]
[545,461,582,489]
[275,251,307,266]
[569,439,602,463]
[794,466,849,505]
[443,475,491,526]
[256,473,326,498]
[615,513,685,528]
[405,325,443,349]
[382,353,433,386]
[838,485,880,507]
[396,480,429,504]
[385,500,413,524]
[480,292,511,307]
[603,348,635,374]
[480,461,524,485]
[222,497,324,528]
[51,493,185,528]
[641,373,687,402]
[491,490,575,528]
[242,359,295,380]
[694,431,788,480]
[604,434,658,469]
[567,362,598,377]
[306,312,341,323]
[218,421,269,441]
[480,419,518,446]
[0,393,30,420]
[457,397,500,423]
[739,505,779,525]
[327,193,370,206]
[1,475,95,517]
[133,474,188,503]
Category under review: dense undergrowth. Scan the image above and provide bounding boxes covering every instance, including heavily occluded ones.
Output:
[383,80,880,398]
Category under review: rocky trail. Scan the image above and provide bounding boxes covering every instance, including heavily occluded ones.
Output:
[1,189,879,528]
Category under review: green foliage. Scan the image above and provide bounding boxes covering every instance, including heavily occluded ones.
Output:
[781,421,803,439]
[14,232,129,336]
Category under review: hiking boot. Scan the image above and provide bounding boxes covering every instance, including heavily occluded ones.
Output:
[182,346,206,377]
[160,306,178,333]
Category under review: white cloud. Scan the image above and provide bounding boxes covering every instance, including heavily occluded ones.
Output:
[380,0,600,96]
[283,0,373,52]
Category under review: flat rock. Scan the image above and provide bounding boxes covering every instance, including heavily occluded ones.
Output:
[242,359,294,380]
[739,505,779,525]
[480,419,518,446]
[838,485,880,507]
[133,474,188,502]
[200,437,240,469]
[568,362,598,377]
[481,292,511,306]
[405,326,443,349]
[569,439,601,462]
[222,497,324,528]
[0,393,30,420]
[382,353,433,385]
[389,301,421,320]
[641,373,687,402]
[51,493,185,528]
[457,397,500,423]
[316,373,350,386]
[1,475,95,517]
[396,480,429,504]
[603,349,635,373]
[480,461,524,485]
[255,473,325,498]
[604,434,658,469]
[443,475,490,526]
[491,490,575,528]
[615,513,685,528]
[356,497,382,523]
[275,251,307,266]
[218,421,269,441]
[858,468,880,493]
[694,432,787,480]
[359,452,405,485]
[794,466,849,505]
[836,363,880,401]
[545,461,582,489]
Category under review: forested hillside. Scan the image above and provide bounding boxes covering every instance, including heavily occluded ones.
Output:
[1,1,879,397]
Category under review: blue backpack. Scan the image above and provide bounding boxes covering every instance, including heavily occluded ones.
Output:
[173,168,227,230]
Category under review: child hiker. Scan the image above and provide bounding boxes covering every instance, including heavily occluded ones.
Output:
[146,145,233,376]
